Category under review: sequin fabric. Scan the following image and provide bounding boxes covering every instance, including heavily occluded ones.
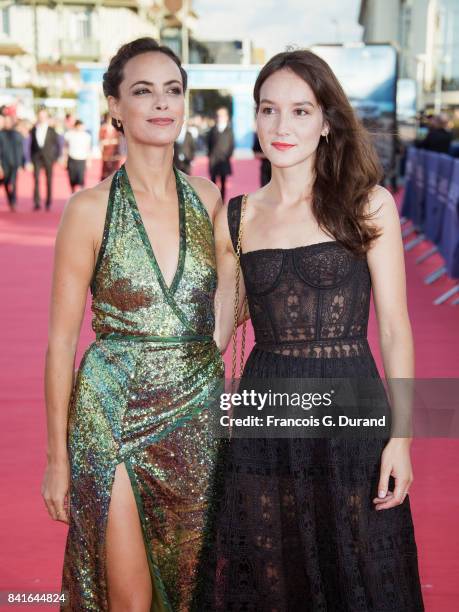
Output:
[60,165,224,611]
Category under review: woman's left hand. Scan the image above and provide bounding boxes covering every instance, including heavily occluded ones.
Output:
[373,438,413,511]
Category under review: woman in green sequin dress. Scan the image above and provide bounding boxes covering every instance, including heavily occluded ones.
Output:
[41,38,224,611]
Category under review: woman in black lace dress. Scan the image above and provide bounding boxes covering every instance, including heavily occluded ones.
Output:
[192,50,424,611]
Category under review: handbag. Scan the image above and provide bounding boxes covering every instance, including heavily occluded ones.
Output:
[231,194,249,384]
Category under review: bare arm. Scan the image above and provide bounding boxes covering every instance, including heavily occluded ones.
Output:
[367,186,414,381]
[366,186,415,510]
[42,189,101,522]
[185,174,222,224]
[213,204,248,354]
[367,186,414,438]
[186,175,250,352]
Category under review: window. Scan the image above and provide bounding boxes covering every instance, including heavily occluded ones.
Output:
[439,0,459,91]
[69,9,91,41]
[1,7,10,35]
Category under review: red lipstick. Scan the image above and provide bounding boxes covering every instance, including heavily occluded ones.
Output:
[148,118,174,126]
[271,141,296,151]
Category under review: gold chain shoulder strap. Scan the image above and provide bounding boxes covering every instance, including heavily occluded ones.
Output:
[231,194,249,383]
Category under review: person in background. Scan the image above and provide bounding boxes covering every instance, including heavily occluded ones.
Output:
[189,115,206,153]
[419,113,453,154]
[252,131,271,186]
[207,106,234,201]
[451,108,459,140]
[63,119,92,193]
[64,113,75,132]
[415,111,430,143]
[0,115,25,211]
[15,119,33,169]
[15,118,32,140]
[0,114,5,207]
[0,115,4,187]
[30,108,60,211]
[448,109,459,157]
[187,116,199,141]
[173,120,195,174]
[99,112,121,180]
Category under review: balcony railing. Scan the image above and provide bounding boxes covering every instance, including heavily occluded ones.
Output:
[59,38,100,61]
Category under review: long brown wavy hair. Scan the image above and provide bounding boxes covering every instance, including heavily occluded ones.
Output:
[254,49,384,257]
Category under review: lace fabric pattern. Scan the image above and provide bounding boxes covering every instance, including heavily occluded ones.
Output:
[190,196,425,612]
[228,196,372,359]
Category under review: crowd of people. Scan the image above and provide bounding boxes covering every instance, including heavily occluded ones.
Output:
[0,107,96,212]
[0,104,239,212]
[173,106,235,199]
[2,101,458,214]
[415,110,459,155]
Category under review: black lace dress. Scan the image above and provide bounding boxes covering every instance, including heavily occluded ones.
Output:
[191,196,424,612]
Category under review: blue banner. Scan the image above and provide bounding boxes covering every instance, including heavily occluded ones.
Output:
[432,155,454,242]
[401,146,417,219]
[439,159,459,278]
[412,149,426,227]
[423,151,440,239]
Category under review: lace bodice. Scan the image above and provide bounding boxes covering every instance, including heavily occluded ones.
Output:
[228,195,373,358]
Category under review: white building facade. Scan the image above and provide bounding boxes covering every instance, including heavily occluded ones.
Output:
[359,0,459,109]
[0,1,164,94]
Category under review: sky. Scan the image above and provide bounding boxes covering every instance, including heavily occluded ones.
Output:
[193,0,363,61]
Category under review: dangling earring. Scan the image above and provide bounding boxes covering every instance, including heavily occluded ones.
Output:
[324,132,329,144]
[116,119,122,128]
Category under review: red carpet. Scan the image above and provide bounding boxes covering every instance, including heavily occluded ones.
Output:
[0,158,458,610]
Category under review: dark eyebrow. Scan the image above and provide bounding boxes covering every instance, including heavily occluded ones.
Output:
[293,100,315,108]
[129,79,182,89]
[163,80,183,87]
[129,80,153,89]
[259,98,315,108]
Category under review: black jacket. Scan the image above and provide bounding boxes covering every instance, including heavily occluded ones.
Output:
[419,128,453,154]
[174,131,195,173]
[30,124,60,164]
[207,124,234,176]
[0,129,24,171]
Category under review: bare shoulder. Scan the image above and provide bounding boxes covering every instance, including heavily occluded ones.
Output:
[64,176,111,213]
[58,174,114,243]
[366,185,398,219]
[184,174,222,223]
[365,185,402,250]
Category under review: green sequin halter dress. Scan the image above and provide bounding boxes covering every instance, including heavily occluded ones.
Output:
[60,165,224,611]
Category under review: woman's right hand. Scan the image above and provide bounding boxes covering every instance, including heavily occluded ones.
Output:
[41,457,70,524]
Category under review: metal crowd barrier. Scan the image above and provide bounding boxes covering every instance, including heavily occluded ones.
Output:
[400,146,459,305]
